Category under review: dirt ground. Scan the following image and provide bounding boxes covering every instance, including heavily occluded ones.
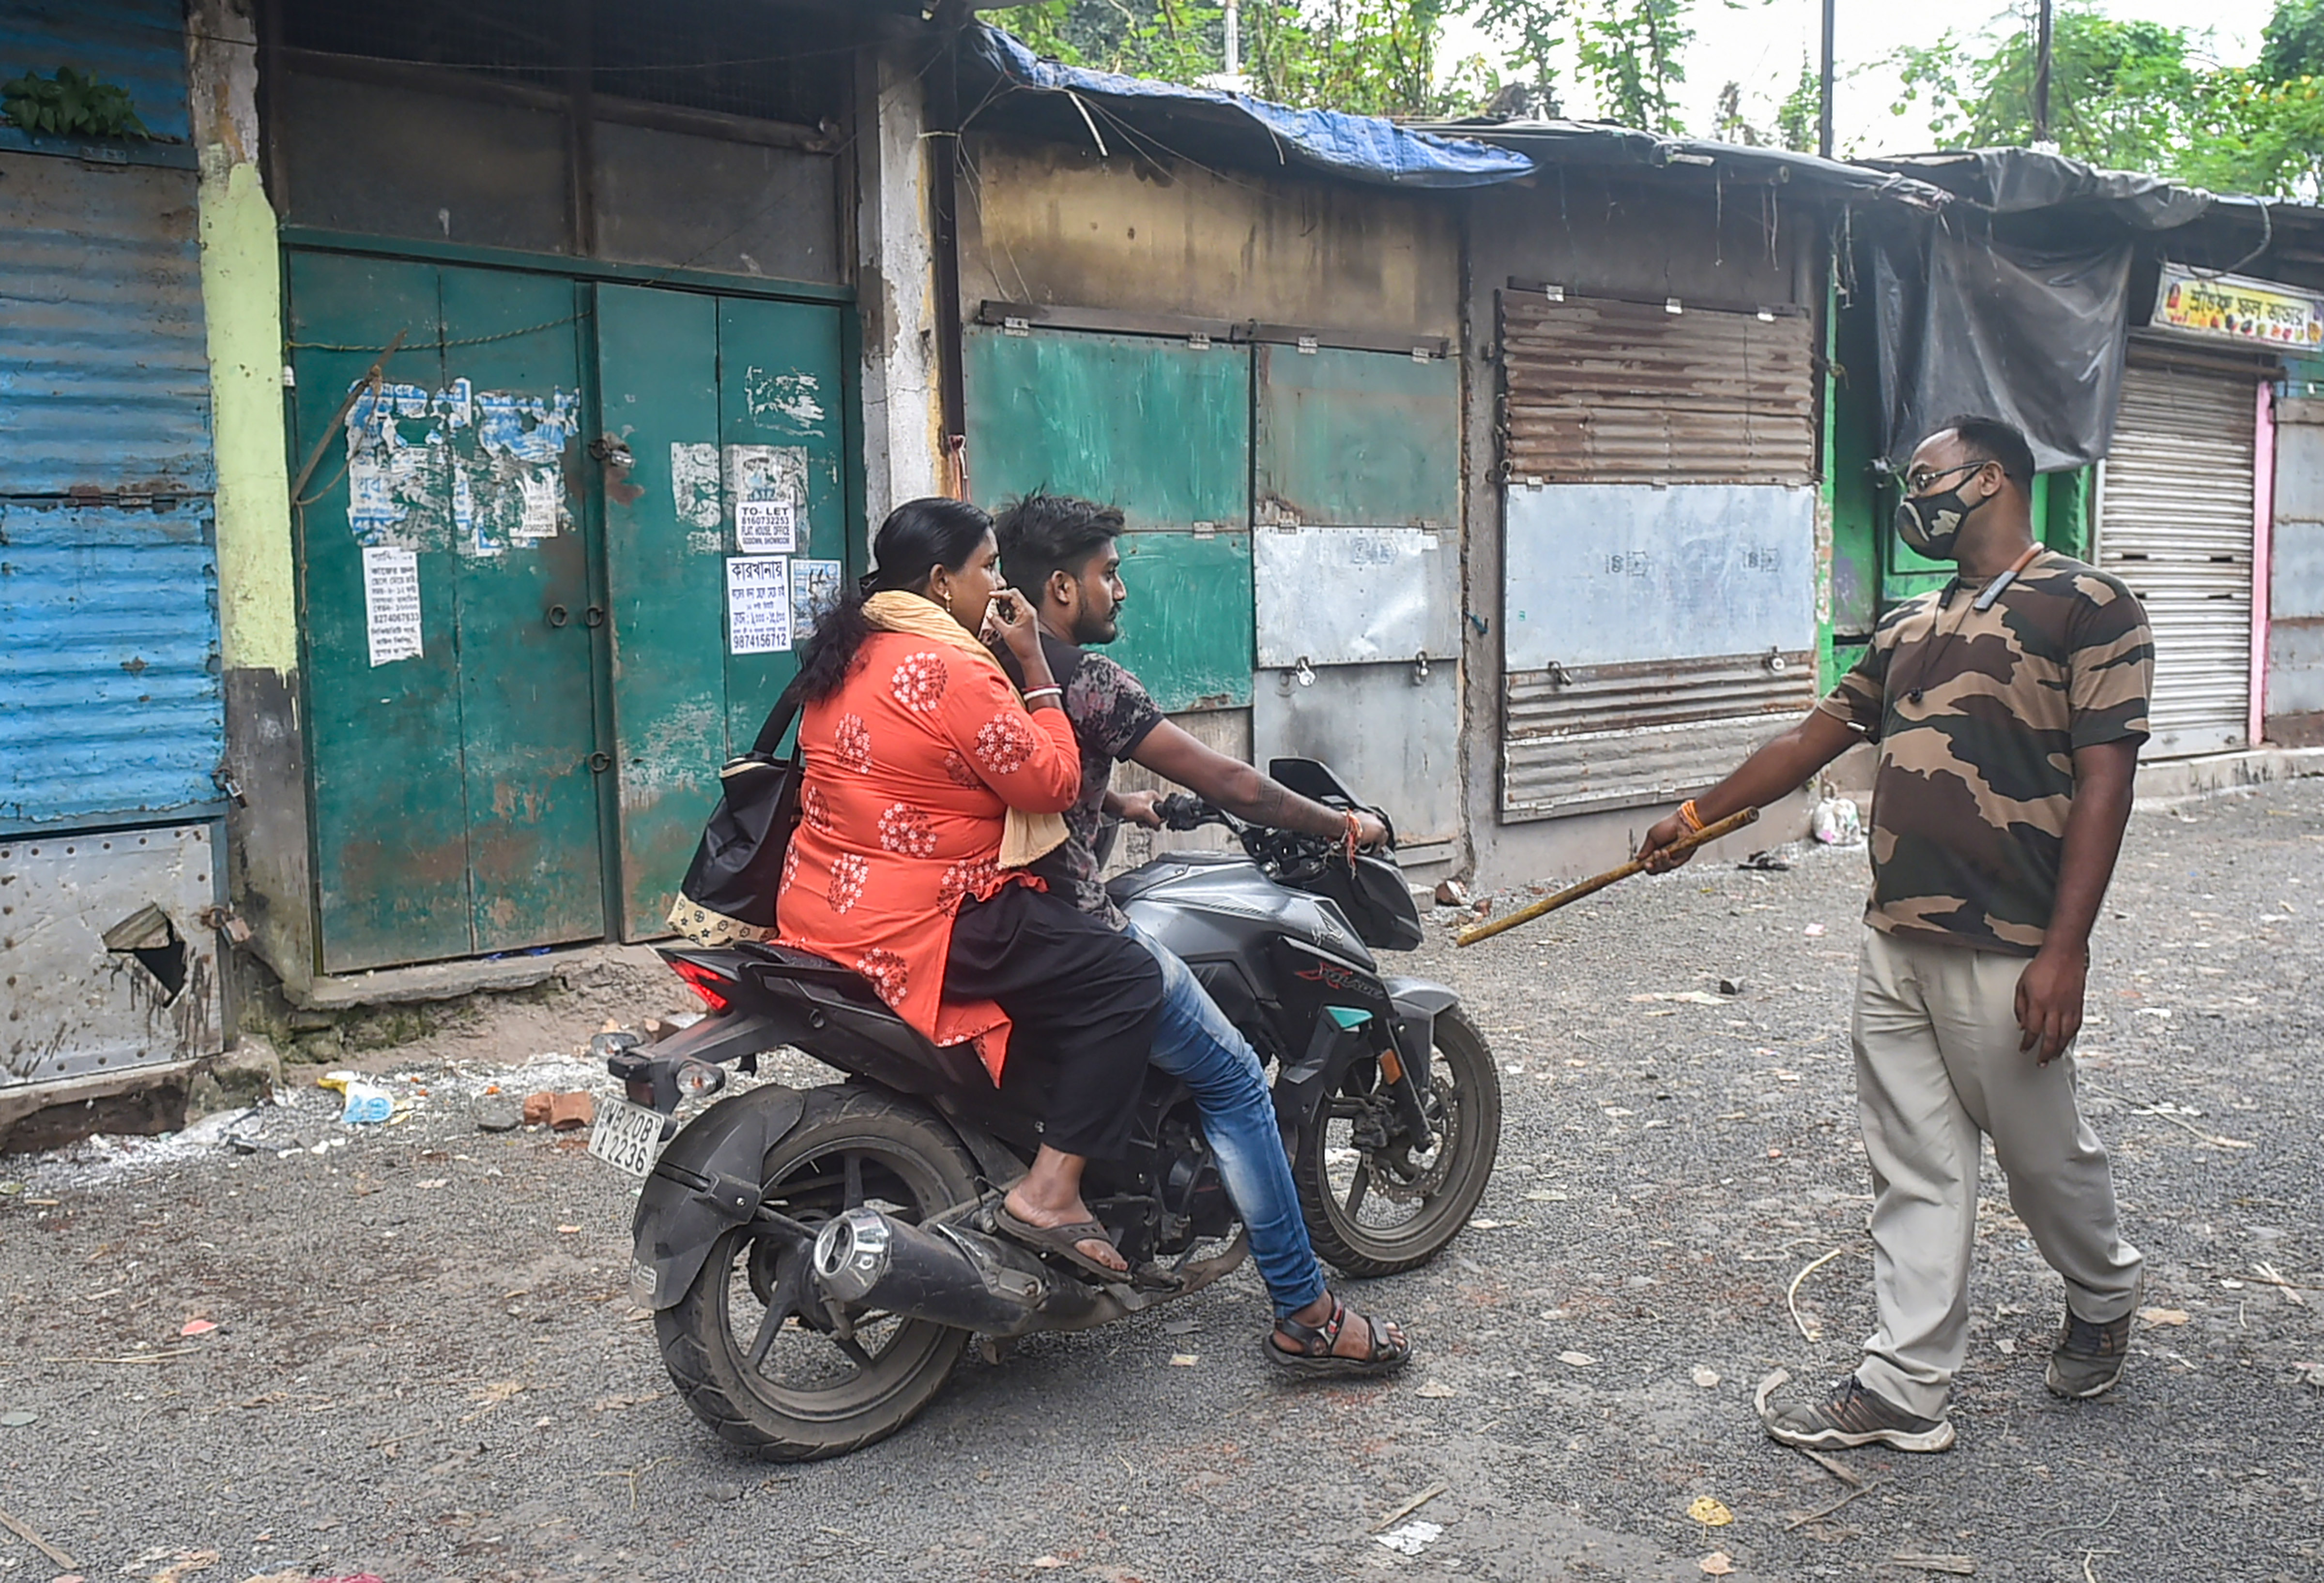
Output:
[1,778,2320,1583]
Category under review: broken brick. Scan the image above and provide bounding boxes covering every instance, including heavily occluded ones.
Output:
[550,1093,595,1132]
[522,1092,554,1126]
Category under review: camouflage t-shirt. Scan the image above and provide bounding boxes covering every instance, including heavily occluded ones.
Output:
[1816,549,2153,957]
[1006,634,1164,923]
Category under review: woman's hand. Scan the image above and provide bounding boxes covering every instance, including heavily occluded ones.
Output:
[982,587,1043,664]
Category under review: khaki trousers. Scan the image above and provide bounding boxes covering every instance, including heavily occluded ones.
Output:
[1850,929,2143,1419]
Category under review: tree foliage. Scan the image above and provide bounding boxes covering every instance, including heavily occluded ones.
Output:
[1891,1,2324,199]
[2,65,148,140]
[986,0,1699,129]
[983,1,1482,119]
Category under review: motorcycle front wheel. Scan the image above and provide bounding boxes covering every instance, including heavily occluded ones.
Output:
[1293,1005,1501,1278]
[656,1085,979,1461]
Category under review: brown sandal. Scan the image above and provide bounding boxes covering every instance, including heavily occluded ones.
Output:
[1264,1299,1412,1379]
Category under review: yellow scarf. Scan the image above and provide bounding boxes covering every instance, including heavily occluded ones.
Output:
[862,591,1069,869]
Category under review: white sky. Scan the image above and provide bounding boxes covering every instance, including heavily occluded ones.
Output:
[1437,0,2279,155]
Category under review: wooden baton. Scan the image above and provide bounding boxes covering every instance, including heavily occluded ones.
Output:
[1455,806,1761,947]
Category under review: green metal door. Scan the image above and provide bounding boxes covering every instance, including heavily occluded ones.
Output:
[965,326,1254,711]
[286,251,605,972]
[596,286,851,938]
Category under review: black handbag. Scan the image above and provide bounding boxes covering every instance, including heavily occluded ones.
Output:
[665,675,808,946]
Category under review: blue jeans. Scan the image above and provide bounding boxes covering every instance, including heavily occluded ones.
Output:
[1126,921,1328,1320]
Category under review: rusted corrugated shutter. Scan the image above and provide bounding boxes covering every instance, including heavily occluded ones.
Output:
[1502,653,1814,820]
[2099,357,2257,759]
[1498,292,1816,485]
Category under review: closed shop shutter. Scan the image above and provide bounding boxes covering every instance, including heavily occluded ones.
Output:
[1497,292,1818,821]
[2100,359,2258,759]
[1498,293,1816,485]
[0,154,220,830]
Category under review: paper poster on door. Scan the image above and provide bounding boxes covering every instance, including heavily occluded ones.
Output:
[363,545,423,667]
[736,499,796,554]
[726,444,808,554]
[727,555,793,655]
[791,558,843,638]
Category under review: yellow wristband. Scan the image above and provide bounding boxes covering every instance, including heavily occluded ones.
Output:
[1677,799,1705,835]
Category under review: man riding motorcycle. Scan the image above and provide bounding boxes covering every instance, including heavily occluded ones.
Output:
[993,490,1409,1377]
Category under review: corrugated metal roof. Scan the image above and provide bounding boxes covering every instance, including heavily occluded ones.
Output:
[0,0,193,143]
[0,153,214,499]
[0,500,223,826]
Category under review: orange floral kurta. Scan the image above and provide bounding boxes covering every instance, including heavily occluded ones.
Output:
[776,630,1081,1080]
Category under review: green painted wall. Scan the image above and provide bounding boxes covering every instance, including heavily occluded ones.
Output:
[200,158,297,676]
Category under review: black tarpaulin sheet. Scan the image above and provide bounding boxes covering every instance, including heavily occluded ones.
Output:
[1871,212,2135,472]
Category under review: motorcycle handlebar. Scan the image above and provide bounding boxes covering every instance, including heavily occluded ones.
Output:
[1154,792,1215,831]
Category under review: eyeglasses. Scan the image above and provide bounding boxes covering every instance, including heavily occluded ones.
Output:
[1902,460,1991,494]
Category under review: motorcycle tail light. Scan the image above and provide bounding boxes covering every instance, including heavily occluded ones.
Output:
[671,958,734,1014]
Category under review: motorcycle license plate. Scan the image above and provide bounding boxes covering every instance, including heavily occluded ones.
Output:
[588,1096,666,1178]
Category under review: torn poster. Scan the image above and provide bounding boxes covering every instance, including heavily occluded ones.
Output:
[363,545,423,667]
[726,444,809,553]
[727,555,793,655]
[671,442,722,530]
[792,558,843,638]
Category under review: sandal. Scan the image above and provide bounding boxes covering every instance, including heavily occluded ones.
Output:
[1264,1298,1412,1379]
[994,1202,1129,1282]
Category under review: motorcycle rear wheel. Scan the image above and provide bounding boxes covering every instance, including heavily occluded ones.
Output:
[1293,1005,1501,1278]
[657,1085,980,1461]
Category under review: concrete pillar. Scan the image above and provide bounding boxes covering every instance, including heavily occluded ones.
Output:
[187,0,313,987]
[853,40,945,542]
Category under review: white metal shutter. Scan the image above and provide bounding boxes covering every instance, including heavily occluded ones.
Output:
[2099,360,2257,758]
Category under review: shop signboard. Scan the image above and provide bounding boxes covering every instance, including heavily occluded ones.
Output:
[2154,264,2324,350]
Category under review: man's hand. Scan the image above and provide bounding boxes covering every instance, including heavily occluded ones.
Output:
[1352,810,1389,851]
[1636,812,1695,873]
[1109,790,1164,829]
[2014,945,2088,1065]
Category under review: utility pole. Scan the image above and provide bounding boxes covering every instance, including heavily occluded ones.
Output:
[1817,0,1835,159]
[2033,0,2055,145]
[1224,0,1241,80]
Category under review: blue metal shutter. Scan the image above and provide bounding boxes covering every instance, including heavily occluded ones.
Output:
[0,136,220,826]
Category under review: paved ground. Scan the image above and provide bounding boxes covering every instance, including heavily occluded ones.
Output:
[2,779,2321,1583]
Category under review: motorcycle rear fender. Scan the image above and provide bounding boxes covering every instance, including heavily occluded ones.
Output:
[629,1083,806,1310]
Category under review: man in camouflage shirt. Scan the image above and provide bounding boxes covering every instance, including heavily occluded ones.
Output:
[1639,416,2152,1452]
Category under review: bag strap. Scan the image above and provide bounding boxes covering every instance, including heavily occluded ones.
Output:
[746,672,810,759]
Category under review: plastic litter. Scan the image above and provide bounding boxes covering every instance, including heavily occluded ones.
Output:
[1811,796,1864,846]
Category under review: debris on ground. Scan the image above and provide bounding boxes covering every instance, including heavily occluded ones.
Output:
[1699,1553,1735,1576]
[1374,1520,1444,1556]
[1811,796,1864,846]
[1369,1482,1449,1533]
[1434,879,1471,908]
[1687,1496,1733,1527]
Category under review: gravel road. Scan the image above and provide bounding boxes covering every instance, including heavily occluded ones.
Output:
[2,779,2320,1583]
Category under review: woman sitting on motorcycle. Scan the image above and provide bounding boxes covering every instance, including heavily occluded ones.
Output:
[777,497,1162,1278]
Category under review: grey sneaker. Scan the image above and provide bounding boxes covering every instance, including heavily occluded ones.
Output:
[2046,1308,2132,1399]
[1760,1374,1957,1453]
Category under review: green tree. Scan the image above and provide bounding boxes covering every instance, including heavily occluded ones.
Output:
[1472,0,1695,131]
[1892,7,2200,172]
[983,1,1476,118]
[1773,58,1819,152]
[2259,0,2324,82]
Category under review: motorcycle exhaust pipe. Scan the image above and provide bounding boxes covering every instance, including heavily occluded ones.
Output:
[811,1207,1104,1338]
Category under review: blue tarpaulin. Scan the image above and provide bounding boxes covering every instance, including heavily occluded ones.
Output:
[959,24,1535,189]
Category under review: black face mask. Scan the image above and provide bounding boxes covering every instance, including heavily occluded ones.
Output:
[1894,462,1990,561]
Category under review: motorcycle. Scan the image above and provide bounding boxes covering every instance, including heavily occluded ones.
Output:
[590,759,1500,1460]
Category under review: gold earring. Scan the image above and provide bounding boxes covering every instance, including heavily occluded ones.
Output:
[941,586,952,614]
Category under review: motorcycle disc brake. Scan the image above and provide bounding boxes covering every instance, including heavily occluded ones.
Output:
[1362,1075,1460,1205]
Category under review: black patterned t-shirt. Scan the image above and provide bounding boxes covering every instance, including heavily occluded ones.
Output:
[1005,634,1164,922]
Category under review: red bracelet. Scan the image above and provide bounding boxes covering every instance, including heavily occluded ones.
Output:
[1342,810,1361,860]
[1677,799,1705,835]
